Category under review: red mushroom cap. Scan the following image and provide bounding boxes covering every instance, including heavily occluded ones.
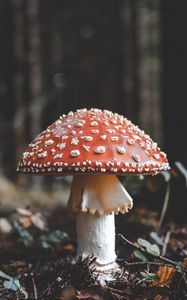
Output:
[17,108,170,175]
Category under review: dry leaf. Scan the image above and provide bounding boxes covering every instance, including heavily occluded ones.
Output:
[183,258,187,267]
[19,217,31,228]
[152,266,176,287]
[0,218,12,234]
[16,208,32,217]
[31,213,45,230]
[62,244,74,252]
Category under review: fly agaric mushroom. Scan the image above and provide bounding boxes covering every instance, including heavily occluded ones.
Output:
[17,108,170,279]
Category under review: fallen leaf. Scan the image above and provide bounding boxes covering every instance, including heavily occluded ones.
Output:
[31,213,45,230]
[183,258,187,267]
[152,266,176,287]
[19,217,31,228]
[141,270,158,281]
[150,231,164,246]
[0,218,12,234]
[137,238,160,255]
[133,249,148,262]
[16,208,32,217]
[0,270,21,291]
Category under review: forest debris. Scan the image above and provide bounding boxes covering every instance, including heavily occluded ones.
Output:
[150,231,164,246]
[60,286,76,299]
[0,207,186,299]
[14,221,34,246]
[16,208,32,217]
[137,238,160,255]
[30,213,45,230]
[152,266,176,287]
[162,231,171,256]
[119,234,177,266]
[40,229,69,249]
[0,270,20,292]
[0,269,29,298]
[0,217,12,234]
[16,208,46,230]
[133,249,148,263]
[140,270,158,282]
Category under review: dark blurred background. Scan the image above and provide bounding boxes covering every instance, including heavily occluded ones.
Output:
[0,0,187,207]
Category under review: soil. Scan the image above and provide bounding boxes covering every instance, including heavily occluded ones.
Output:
[0,204,186,300]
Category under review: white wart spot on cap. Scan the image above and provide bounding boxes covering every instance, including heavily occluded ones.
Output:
[83,144,90,152]
[160,151,167,158]
[153,153,160,160]
[37,151,47,158]
[91,129,99,134]
[90,121,98,126]
[23,152,31,158]
[116,145,126,154]
[100,135,107,140]
[132,154,140,162]
[111,136,119,141]
[45,139,54,146]
[70,150,80,157]
[103,120,109,126]
[76,122,84,127]
[95,161,102,166]
[53,153,63,159]
[127,139,135,145]
[62,136,68,140]
[71,137,79,145]
[57,143,66,150]
[111,119,117,124]
[51,148,56,154]
[84,136,93,141]
[95,146,106,154]
[106,129,114,134]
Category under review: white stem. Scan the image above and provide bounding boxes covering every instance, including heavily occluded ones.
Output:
[77,211,117,268]
[68,174,133,272]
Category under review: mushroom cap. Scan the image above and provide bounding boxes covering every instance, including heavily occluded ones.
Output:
[17,108,170,175]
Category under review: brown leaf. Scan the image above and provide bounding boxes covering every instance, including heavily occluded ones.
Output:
[152,266,176,287]
[19,217,31,228]
[183,257,187,267]
[76,291,104,300]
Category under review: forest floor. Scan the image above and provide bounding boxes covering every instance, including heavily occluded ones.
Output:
[0,202,186,300]
[1,165,187,299]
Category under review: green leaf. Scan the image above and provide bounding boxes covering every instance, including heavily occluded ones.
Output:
[161,171,171,182]
[0,271,21,292]
[150,231,164,246]
[3,278,21,291]
[137,238,160,256]
[40,230,69,248]
[14,221,34,246]
[137,238,152,250]
[149,244,160,255]
[133,249,148,262]
[141,270,158,281]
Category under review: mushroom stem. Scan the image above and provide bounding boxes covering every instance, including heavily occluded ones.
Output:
[68,174,133,273]
[76,211,117,270]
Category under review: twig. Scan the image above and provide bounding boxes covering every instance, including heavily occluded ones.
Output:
[156,181,170,234]
[118,234,177,267]
[162,230,171,256]
[31,275,38,299]
[123,261,174,268]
